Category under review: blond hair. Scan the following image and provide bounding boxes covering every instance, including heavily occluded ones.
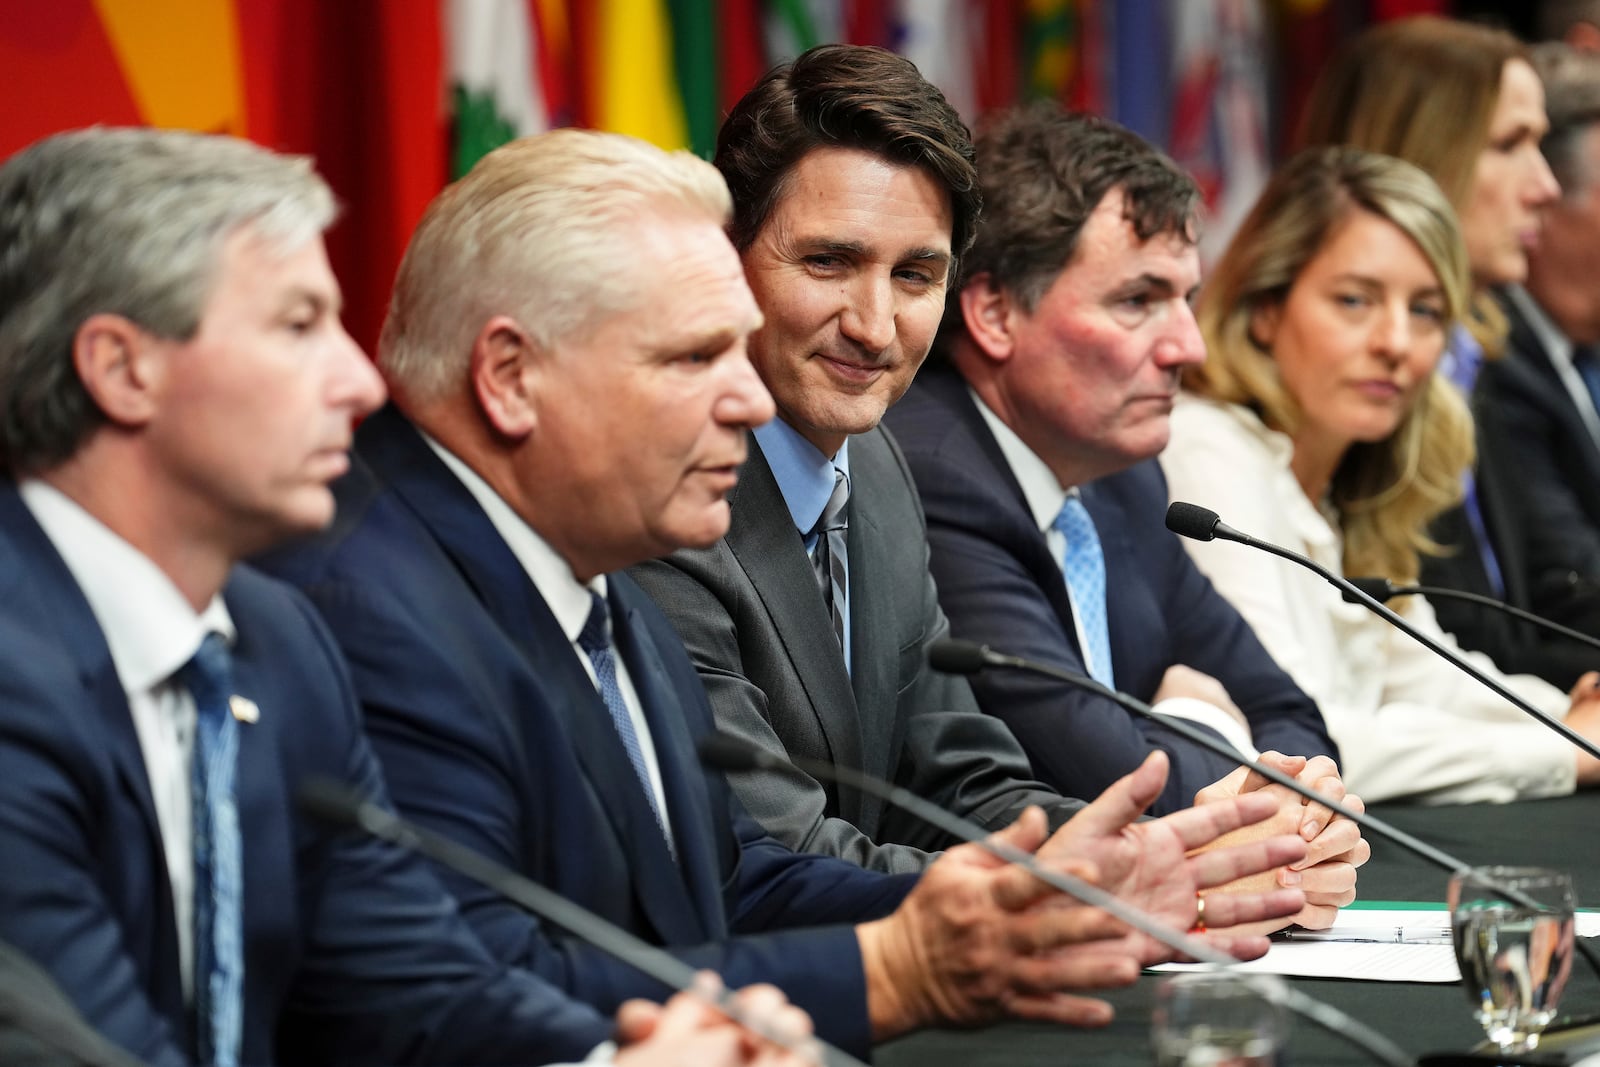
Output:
[1298,15,1528,354]
[1188,147,1476,584]
[380,128,732,402]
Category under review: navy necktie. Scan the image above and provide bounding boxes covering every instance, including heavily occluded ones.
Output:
[1053,495,1114,687]
[1571,346,1600,422]
[810,468,850,654]
[577,592,673,853]
[176,633,243,1067]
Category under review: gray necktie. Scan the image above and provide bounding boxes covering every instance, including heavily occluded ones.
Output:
[811,468,849,651]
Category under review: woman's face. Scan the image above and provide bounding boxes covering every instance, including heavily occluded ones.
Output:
[1252,209,1449,457]
[1461,58,1560,285]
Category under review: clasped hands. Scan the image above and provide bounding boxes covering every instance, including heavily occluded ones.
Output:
[857,749,1368,1038]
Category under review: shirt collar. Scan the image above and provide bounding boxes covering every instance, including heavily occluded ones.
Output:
[18,479,235,693]
[969,386,1074,532]
[421,432,605,644]
[753,417,852,535]
[1505,284,1576,369]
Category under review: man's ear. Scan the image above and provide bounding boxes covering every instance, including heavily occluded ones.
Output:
[959,274,1019,363]
[470,315,540,440]
[72,313,162,428]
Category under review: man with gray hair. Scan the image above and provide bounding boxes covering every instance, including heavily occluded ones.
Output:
[1440,41,1600,687]
[256,124,1311,1058]
[0,125,822,1067]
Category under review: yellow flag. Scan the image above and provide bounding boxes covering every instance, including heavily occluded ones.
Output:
[595,0,689,150]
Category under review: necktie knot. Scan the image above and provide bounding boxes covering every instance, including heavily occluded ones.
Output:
[178,632,234,718]
[814,468,850,537]
[577,591,612,656]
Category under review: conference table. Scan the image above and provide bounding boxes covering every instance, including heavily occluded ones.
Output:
[876,793,1600,1066]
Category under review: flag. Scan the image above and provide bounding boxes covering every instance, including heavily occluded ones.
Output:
[894,0,979,120]
[594,0,689,148]
[1170,0,1270,264]
[448,0,548,178]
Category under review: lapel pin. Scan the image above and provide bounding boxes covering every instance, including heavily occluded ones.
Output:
[229,694,260,725]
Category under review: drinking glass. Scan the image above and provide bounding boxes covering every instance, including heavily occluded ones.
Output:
[1448,866,1575,1054]
[1151,970,1287,1067]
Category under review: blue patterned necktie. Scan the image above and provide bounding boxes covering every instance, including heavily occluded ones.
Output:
[1442,329,1506,598]
[810,468,850,653]
[176,633,243,1067]
[1053,495,1114,688]
[577,592,673,853]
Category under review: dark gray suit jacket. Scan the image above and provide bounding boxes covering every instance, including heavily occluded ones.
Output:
[1422,293,1600,689]
[629,427,1084,874]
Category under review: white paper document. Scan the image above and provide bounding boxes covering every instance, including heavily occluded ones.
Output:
[1151,908,1600,983]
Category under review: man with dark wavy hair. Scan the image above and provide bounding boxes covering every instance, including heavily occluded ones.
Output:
[883,105,1361,931]
[630,45,1339,941]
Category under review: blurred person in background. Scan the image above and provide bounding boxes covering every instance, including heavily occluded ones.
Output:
[1465,42,1600,688]
[1163,145,1600,805]
[1296,15,1598,690]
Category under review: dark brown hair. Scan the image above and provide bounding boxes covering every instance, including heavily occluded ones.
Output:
[715,44,980,263]
[961,103,1200,312]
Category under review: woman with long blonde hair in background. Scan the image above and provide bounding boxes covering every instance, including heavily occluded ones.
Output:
[1161,146,1600,805]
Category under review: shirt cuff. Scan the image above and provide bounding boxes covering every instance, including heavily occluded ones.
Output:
[1151,697,1261,761]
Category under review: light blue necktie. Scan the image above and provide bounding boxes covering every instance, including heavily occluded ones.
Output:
[577,592,673,854]
[1053,496,1114,688]
[177,633,243,1067]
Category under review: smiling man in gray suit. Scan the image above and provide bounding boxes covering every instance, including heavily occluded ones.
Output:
[629,46,1359,938]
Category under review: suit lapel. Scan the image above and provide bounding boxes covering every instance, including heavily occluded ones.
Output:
[355,410,705,942]
[725,443,865,818]
[930,370,1088,666]
[1509,306,1600,486]
[0,480,180,998]
[840,433,908,788]
[611,584,725,937]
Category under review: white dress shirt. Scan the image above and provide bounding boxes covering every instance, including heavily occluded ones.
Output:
[1160,394,1575,804]
[969,389,1260,758]
[423,435,674,841]
[19,478,236,1001]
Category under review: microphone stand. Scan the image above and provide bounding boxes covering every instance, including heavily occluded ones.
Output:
[701,734,1412,1067]
[1161,503,1600,982]
[1166,503,1600,765]
[297,778,859,1067]
[1346,577,1600,656]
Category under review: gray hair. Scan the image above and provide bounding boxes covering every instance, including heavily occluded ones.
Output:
[0,126,336,474]
[1531,42,1600,199]
[379,128,733,403]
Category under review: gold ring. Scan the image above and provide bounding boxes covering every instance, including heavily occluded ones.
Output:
[1192,894,1207,933]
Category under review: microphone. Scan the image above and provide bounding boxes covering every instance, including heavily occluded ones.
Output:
[701,732,1411,1067]
[296,778,854,1067]
[1346,577,1600,656]
[1164,502,1600,765]
[929,637,1600,985]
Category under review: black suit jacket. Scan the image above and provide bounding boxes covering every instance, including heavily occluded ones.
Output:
[256,407,912,1057]
[1422,294,1600,689]
[884,369,1336,812]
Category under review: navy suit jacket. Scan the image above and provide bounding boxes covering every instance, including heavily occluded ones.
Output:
[884,369,1337,813]
[256,407,913,1057]
[1420,294,1600,689]
[0,480,613,1067]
